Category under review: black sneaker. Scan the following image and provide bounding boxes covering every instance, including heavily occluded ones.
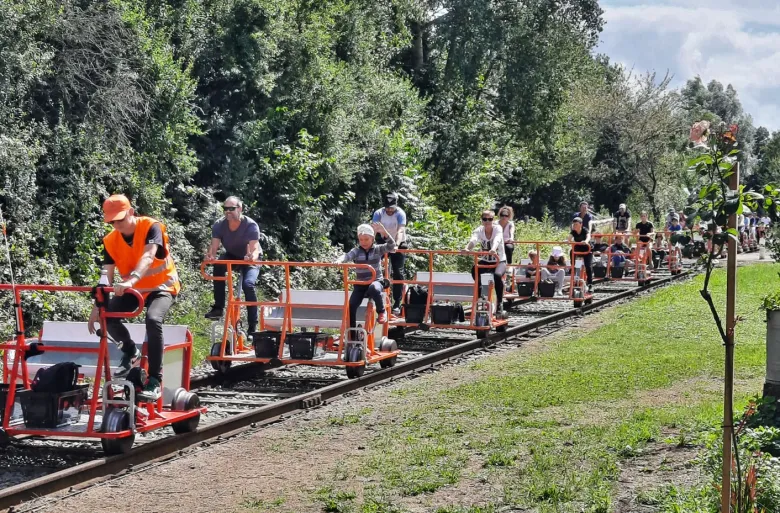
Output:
[136,376,162,402]
[114,347,141,378]
[204,307,224,320]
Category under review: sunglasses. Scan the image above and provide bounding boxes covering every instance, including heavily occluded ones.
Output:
[223,206,238,212]
[499,214,509,218]
[482,217,494,222]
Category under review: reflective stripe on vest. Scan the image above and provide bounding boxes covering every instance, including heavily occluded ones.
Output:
[103,216,181,299]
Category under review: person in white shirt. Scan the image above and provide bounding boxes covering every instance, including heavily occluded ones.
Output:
[464,210,507,314]
[372,192,407,314]
[497,205,515,264]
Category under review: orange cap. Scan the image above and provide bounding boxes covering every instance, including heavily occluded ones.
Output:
[103,194,131,223]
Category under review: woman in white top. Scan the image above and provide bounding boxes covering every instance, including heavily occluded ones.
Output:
[464,210,507,313]
[497,205,515,264]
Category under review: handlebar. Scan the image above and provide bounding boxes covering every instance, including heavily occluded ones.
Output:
[200,259,378,285]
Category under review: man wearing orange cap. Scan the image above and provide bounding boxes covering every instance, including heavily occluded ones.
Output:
[87,194,181,401]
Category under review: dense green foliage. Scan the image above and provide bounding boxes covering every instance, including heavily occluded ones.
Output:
[0,0,777,335]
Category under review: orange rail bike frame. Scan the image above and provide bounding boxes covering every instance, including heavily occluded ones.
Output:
[382,249,510,331]
[200,260,399,367]
[590,232,654,283]
[0,285,203,439]
[502,242,593,302]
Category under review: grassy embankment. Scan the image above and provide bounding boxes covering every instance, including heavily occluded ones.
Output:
[306,264,779,513]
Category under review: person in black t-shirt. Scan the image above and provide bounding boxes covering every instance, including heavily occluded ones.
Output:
[574,201,593,233]
[567,217,593,290]
[613,203,631,232]
[634,211,654,244]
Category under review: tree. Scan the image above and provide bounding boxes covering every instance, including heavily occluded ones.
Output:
[576,70,688,220]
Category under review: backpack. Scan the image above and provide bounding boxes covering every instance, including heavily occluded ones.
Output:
[31,362,80,393]
[405,285,428,306]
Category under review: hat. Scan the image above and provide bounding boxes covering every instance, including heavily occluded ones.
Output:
[551,246,563,257]
[672,215,680,221]
[385,192,398,207]
[357,224,375,237]
[668,207,676,213]
[619,203,626,210]
[572,217,583,223]
[103,194,131,223]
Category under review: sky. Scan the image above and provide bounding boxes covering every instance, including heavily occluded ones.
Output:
[597,0,780,131]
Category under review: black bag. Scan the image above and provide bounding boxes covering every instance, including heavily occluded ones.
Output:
[516,281,534,297]
[431,302,459,324]
[538,280,556,298]
[30,362,80,393]
[593,265,607,278]
[610,266,625,279]
[405,285,428,305]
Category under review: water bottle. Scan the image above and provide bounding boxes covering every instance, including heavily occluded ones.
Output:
[98,268,110,286]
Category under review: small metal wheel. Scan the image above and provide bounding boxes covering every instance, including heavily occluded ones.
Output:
[101,408,135,455]
[585,297,593,305]
[496,324,507,333]
[476,329,488,339]
[209,342,232,374]
[573,299,584,308]
[388,326,405,340]
[345,345,366,379]
[379,338,398,369]
[171,389,201,434]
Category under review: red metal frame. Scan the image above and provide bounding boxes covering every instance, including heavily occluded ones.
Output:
[200,260,400,367]
[0,284,205,440]
[384,249,511,331]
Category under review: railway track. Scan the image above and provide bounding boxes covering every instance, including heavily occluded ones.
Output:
[0,268,692,511]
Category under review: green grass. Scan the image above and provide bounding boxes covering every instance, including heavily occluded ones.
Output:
[314,264,780,512]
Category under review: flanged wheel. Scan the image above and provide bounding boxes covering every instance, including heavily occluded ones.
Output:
[171,389,201,434]
[101,408,135,455]
[496,323,507,333]
[388,326,405,340]
[0,428,10,449]
[476,329,488,339]
[209,342,232,374]
[379,338,398,369]
[345,345,366,379]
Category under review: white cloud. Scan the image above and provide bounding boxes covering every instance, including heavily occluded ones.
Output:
[599,1,780,130]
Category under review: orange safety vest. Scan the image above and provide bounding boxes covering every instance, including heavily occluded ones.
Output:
[103,216,181,299]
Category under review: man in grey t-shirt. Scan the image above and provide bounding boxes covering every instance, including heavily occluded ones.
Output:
[204,196,262,334]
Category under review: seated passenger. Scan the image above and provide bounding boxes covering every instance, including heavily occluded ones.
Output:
[591,235,609,254]
[335,222,395,327]
[541,246,567,297]
[526,250,539,279]
[609,235,630,267]
[465,210,507,314]
[498,206,515,264]
[652,233,667,269]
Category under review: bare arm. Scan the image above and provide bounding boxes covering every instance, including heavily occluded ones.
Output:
[396,225,406,245]
[245,240,261,261]
[206,237,221,260]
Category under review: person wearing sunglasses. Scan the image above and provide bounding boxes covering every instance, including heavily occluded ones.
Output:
[204,197,262,335]
[372,192,407,315]
[463,210,507,315]
[87,194,181,402]
[497,206,515,264]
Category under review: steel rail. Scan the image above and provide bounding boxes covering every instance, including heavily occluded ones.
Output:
[0,270,691,510]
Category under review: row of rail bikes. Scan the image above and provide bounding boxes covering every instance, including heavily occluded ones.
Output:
[503,242,594,307]
[0,285,205,455]
[202,261,400,379]
[383,250,510,340]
